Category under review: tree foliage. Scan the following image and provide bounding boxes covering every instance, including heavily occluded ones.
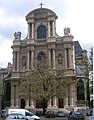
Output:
[89,47,93,71]
[20,65,73,102]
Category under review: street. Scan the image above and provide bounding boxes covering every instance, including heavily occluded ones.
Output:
[40,116,88,120]
[41,117,68,120]
[0,116,88,120]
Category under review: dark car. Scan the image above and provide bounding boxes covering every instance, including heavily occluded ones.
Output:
[45,111,55,118]
[34,111,43,117]
[3,113,29,120]
[68,111,85,120]
[56,111,65,117]
[0,110,6,118]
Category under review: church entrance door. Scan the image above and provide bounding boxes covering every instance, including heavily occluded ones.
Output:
[21,99,25,109]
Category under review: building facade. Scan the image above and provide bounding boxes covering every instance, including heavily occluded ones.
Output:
[3,7,89,110]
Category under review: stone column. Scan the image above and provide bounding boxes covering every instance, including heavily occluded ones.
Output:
[30,99,34,109]
[32,23,34,38]
[15,84,19,108]
[70,84,74,106]
[48,49,51,66]
[25,99,29,109]
[53,49,56,69]
[64,88,68,107]
[11,85,14,108]
[73,46,75,69]
[64,98,68,107]
[64,49,67,68]
[31,50,34,70]
[69,49,71,68]
[52,21,55,36]
[27,51,29,70]
[13,52,15,71]
[48,21,50,37]
[47,99,52,108]
[28,23,30,39]
[53,97,57,108]
[17,52,20,71]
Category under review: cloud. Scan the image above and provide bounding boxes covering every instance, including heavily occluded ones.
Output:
[0,0,93,67]
[0,39,12,67]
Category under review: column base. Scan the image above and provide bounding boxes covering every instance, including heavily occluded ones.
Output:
[53,105,58,109]
[25,105,30,109]
[15,105,19,108]
[30,105,35,109]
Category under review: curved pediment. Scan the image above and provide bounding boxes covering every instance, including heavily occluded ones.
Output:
[26,8,58,20]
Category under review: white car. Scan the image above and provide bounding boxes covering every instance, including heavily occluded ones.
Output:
[5,109,40,120]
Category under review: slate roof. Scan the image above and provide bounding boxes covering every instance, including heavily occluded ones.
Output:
[74,41,83,57]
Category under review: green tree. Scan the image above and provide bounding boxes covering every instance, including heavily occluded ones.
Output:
[20,65,73,115]
[89,47,93,71]
[89,47,93,108]
[82,50,90,107]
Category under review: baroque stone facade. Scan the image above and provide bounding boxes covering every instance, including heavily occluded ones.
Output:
[3,7,89,110]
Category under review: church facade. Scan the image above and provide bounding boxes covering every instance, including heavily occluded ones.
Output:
[3,7,89,110]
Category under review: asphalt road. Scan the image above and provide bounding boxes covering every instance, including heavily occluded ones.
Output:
[41,117,68,120]
[41,116,88,120]
[0,116,88,120]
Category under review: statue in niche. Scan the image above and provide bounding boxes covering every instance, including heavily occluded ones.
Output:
[64,27,70,35]
[58,54,62,64]
[22,56,26,67]
[14,31,21,39]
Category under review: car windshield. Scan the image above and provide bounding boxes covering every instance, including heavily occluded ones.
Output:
[8,114,25,119]
[73,112,82,115]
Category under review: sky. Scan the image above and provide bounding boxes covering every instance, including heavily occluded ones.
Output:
[0,0,93,68]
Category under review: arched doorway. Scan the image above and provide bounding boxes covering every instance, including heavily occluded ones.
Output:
[77,80,85,100]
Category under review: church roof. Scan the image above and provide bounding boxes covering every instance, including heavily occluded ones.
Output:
[26,8,58,20]
[74,41,83,57]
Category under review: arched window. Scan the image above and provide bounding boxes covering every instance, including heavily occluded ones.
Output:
[77,80,85,100]
[37,51,46,67]
[37,25,46,39]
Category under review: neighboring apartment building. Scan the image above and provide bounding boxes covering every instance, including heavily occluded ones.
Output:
[0,62,12,110]
[2,7,89,110]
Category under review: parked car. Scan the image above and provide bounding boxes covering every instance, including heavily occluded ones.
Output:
[88,108,94,120]
[0,110,6,118]
[56,111,65,117]
[68,111,85,120]
[3,113,29,120]
[5,108,40,120]
[45,111,55,118]
[34,110,43,117]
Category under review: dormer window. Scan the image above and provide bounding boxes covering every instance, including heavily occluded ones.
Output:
[37,25,46,39]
